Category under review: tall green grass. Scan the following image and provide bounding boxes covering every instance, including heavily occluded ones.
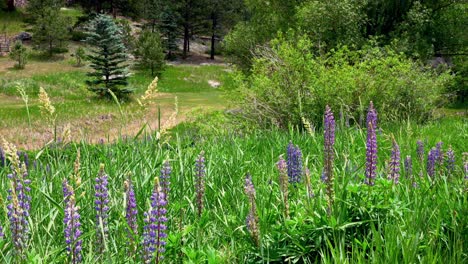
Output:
[0,114,466,263]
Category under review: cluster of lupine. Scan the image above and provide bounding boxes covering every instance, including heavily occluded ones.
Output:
[3,139,31,260]
[323,105,336,212]
[287,141,303,184]
[125,175,138,256]
[94,164,110,255]
[142,178,168,264]
[387,138,401,184]
[63,179,83,264]
[365,102,378,186]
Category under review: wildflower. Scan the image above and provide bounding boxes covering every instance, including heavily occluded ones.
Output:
[0,224,3,239]
[94,164,109,255]
[416,140,424,163]
[427,148,436,178]
[244,173,260,246]
[323,105,335,211]
[388,138,401,184]
[3,140,30,258]
[366,101,377,131]
[287,141,303,184]
[435,141,443,165]
[160,160,171,201]
[0,147,5,167]
[138,76,159,107]
[38,87,55,117]
[125,175,138,256]
[276,155,289,218]
[445,146,455,175]
[63,180,82,264]
[142,178,168,264]
[195,151,206,217]
[365,103,378,186]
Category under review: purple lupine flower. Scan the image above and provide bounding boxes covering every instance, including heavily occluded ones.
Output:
[404,156,412,178]
[427,148,437,178]
[435,141,443,165]
[22,153,29,169]
[0,147,5,167]
[142,179,168,264]
[365,103,378,186]
[94,164,109,255]
[416,140,424,162]
[159,160,171,200]
[324,105,335,212]
[287,141,303,184]
[367,101,378,131]
[125,178,138,248]
[195,151,206,217]
[445,147,455,175]
[277,155,289,218]
[244,173,260,246]
[0,224,3,239]
[388,139,401,184]
[63,180,82,264]
[6,166,31,258]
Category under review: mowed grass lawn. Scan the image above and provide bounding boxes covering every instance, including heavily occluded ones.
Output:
[0,60,232,148]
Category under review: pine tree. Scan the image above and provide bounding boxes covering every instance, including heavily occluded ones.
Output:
[135,30,165,76]
[85,14,131,99]
[9,41,29,69]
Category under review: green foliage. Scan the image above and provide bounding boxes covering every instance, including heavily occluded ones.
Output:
[0,114,466,262]
[135,30,165,76]
[85,14,131,99]
[296,0,365,54]
[74,46,86,67]
[30,6,70,56]
[9,40,29,69]
[234,35,454,128]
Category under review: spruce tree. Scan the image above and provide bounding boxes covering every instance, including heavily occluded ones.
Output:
[85,14,131,99]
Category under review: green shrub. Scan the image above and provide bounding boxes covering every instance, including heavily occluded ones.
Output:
[9,40,29,69]
[234,36,454,128]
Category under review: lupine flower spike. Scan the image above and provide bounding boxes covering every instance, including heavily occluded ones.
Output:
[287,141,303,184]
[244,173,260,247]
[63,180,82,264]
[365,102,378,186]
[405,156,416,187]
[3,139,31,259]
[142,178,168,264]
[323,105,335,213]
[125,174,138,257]
[160,160,171,201]
[276,155,289,218]
[445,146,455,176]
[427,148,436,178]
[463,153,468,180]
[94,164,110,256]
[388,137,401,184]
[195,151,206,217]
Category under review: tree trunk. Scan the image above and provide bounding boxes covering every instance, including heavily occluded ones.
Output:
[7,0,15,11]
[183,25,189,58]
[210,13,217,60]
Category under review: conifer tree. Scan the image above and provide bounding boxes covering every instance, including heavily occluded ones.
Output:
[85,14,131,99]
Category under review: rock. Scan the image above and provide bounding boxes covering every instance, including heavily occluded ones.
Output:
[15,32,32,41]
[208,80,221,88]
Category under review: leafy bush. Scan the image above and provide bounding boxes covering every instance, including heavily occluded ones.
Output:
[234,36,454,128]
[9,40,29,69]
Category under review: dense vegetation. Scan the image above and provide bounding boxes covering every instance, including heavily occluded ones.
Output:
[0,0,466,263]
